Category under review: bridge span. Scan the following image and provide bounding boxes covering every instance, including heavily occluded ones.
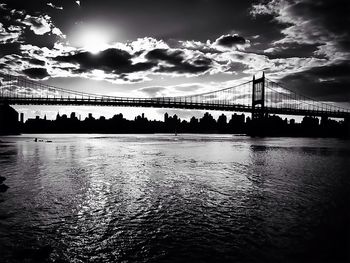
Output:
[1,72,349,119]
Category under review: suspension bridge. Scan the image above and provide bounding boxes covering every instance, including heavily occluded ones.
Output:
[0,72,349,119]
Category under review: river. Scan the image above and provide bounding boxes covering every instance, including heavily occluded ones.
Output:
[0,134,349,262]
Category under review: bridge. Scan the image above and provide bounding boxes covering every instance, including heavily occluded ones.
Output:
[0,72,349,119]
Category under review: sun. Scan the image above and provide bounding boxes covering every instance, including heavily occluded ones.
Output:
[70,22,120,54]
[80,29,110,54]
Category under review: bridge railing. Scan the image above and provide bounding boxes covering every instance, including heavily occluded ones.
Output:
[1,72,350,117]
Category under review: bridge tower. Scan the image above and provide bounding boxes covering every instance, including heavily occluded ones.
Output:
[251,72,265,120]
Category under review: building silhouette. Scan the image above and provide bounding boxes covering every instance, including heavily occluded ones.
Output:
[17,111,349,137]
[0,103,19,135]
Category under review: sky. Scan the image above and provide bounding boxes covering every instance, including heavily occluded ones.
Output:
[0,0,349,121]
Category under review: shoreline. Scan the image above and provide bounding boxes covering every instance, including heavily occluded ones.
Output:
[1,132,349,139]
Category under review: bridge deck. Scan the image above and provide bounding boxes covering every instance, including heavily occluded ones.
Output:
[1,97,349,118]
[1,73,350,119]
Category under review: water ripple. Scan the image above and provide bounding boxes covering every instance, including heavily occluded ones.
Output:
[0,135,349,262]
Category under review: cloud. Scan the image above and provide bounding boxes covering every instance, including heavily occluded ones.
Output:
[0,42,22,57]
[280,62,350,102]
[250,0,285,17]
[21,15,52,35]
[250,0,350,60]
[215,34,247,48]
[180,34,250,53]
[27,58,46,66]
[145,48,212,74]
[0,5,252,83]
[264,43,320,59]
[0,4,65,51]
[22,67,50,79]
[0,28,330,92]
[47,3,63,10]
[54,48,155,74]
[0,22,22,44]
[213,48,326,79]
[146,49,183,66]
[51,44,214,81]
[0,34,327,86]
[0,12,340,99]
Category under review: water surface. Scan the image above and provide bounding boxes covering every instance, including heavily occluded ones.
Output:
[0,134,349,262]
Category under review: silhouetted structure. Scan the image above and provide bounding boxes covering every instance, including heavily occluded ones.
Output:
[21,111,349,137]
[0,103,19,135]
[1,72,349,120]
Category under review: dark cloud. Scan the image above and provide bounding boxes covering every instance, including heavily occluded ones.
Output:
[280,62,350,102]
[22,67,49,79]
[53,47,213,76]
[146,49,184,65]
[146,48,211,74]
[27,58,46,66]
[264,43,321,59]
[0,42,21,57]
[54,48,155,74]
[193,57,212,66]
[55,49,132,69]
[215,34,247,48]
[252,0,350,58]
[20,29,61,48]
[291,0,350,39]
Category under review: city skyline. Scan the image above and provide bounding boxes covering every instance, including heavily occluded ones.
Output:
[13,109,346,137]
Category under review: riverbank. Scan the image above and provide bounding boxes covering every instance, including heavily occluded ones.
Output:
[2,131,349,139]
